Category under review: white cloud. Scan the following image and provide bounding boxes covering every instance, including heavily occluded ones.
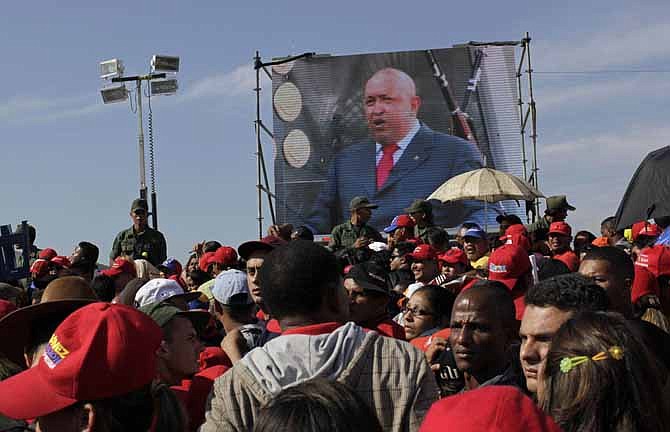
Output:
[536,76,670,111]
[530,15,670,113]
[0,94,94,122]
[538,123,670,233]
[181,63,264,102]
[534,19,670,71]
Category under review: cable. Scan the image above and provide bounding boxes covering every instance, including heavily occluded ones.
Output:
[534,69,670,74]
[147,88,156,194]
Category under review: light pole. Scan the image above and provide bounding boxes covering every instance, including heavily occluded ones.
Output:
[99,56,179,229]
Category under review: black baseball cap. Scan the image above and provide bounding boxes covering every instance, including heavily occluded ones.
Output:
[345,262,389,295]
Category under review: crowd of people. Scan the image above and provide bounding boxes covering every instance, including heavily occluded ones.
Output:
[1,193,670,432]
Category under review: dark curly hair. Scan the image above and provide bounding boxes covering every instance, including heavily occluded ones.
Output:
[525,273,609,312]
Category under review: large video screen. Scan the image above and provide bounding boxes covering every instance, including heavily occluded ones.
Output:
[271,45,523,234]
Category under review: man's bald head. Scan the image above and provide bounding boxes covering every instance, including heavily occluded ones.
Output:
[364,68,421,146]
[366,68,417,97]
[453,280,516,329]
[449,280,517,381]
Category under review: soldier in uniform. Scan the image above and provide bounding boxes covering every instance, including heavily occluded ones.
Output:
[110,198,167,266]
[328,196,383,253]
[526,195,576,239]
[405,199,436,243]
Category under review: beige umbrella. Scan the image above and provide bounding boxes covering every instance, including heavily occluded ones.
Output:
[428,168,543,203]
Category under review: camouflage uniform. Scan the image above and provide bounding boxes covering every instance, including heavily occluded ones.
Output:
[328,221,382,252]
[110,226,167,267]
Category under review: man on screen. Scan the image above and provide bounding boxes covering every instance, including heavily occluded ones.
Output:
[305,67,486,234]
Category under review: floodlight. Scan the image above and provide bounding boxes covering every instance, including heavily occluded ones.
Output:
[151,55,179,73]
[99,59,124,80]
[100,85,128,104]
[150,79,178,96]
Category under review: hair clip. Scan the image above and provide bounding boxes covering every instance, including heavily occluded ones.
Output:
[559,346,624,373]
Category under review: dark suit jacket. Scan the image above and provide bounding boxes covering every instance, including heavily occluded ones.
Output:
[305,124,487,233]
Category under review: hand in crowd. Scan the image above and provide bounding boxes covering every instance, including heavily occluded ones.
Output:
[353,236,372,249]
[425,337,448,372]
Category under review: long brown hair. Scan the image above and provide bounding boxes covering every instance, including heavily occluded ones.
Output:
[539,312,669,432]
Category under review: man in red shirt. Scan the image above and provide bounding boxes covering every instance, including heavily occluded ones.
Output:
[547,221,579,271]
[344,262,405,339]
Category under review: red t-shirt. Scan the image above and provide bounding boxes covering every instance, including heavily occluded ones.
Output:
[371,318,406,340]
[553,250,579,272]
[282,322,343,336]
[172,364,229,431]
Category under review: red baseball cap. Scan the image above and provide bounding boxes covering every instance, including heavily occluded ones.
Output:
[199,252,216,272]
[635,245,670,278]
[211,246,238,267]
[383,214,416,233]
[30,259,51,277]
[488,244,531,291]
[50,256,71,269]
[38,248,58,261]
[437,248,467,266]
[0,302,162,420]
[101,257,137,278]
[548,221,572,237]
[419,385,561,432]
[237,235,287,261]
[409,244,437,261]
[631,265,660,305]
[500,224,531,251]
[631,221,662,241]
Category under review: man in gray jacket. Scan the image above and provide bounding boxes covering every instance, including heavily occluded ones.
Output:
[201,240,439,432]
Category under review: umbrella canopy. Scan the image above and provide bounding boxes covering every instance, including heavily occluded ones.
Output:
[615,146,670,231]
[428,168,544,203]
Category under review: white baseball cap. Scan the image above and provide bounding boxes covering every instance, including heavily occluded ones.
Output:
[212,269,253,306]
[134,278,200,308]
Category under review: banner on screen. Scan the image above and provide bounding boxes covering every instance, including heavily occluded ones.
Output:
[271,45,522,234]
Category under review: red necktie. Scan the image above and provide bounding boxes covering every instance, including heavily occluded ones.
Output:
[376,144,400,190]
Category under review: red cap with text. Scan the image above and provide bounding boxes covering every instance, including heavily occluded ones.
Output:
[488,244,531,290]
[631,265,660,305]
[548,221,572,237]
[635,245,670,278]
[0,302,162,420]
[631,221,662,241]
[500,224,531,251]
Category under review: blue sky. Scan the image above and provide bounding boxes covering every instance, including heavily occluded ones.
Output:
[2,1,669,263]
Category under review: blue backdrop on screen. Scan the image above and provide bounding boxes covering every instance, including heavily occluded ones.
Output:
[271,45,523,234]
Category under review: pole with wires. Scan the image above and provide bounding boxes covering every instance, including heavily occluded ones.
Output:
[136,80,147,201]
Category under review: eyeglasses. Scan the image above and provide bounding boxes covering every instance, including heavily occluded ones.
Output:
[401,305,435,317]
[133,210,147,216]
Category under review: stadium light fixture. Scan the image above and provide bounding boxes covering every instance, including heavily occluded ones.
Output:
[100,85,128,104]
[150,79,179,96]
[99,59,124,80]
[98,54,181,231]
[151,55,180,73]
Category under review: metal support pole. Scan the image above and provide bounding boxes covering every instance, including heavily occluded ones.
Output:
[255,51,263,239]
[525,32,540,218]
[136,80,147,200]
[516,41,528,185]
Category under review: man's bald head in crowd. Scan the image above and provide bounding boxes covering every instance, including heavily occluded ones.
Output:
[449,280,517,384]
[364,68,421,146]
